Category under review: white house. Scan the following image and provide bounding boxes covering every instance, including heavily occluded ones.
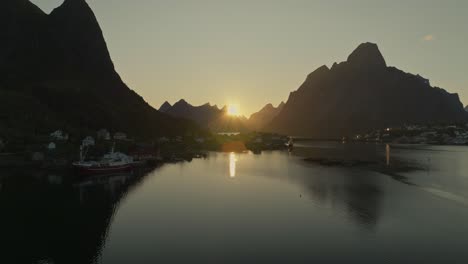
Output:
[97,129,111,140]
[50,130,68,141]
[114,132,127,140]
[82,136,96,146]
[47,142,56,150]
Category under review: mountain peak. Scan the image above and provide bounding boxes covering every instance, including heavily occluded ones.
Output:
[263,103,274,110]
[62,0,88,6]
[47,0,116,77]
[265,43,466,138]
[53,0,91,13]
[175,99,189,105]
[159,101,172,112]
[347,42,387,68]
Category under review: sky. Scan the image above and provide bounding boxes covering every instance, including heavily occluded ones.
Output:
[32,0,468,116]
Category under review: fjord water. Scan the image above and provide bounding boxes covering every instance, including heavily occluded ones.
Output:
[2,143,468,263]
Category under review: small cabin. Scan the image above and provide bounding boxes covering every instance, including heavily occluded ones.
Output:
[114,132,127,140]
[50,130,68,141]
[97,129,111,140]
[82,136,96,146]
[47,142,56,150]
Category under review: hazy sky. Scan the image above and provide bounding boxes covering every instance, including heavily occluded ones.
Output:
[32,0,468,116]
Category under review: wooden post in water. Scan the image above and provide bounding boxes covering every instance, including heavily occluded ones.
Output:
[386,144,390,166]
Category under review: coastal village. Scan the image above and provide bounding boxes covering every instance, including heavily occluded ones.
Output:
[350,124,468,145]
[2,121,468,172]
[0,128,289,171]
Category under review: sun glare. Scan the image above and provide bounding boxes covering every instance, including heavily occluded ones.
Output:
[227,104,240,116]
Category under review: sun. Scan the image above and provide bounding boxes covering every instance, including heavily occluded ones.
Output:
[227,104,240,116]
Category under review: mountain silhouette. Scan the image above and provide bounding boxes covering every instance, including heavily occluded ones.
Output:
[1,0,198,139]
[159,101,173,113]
[248,102,285,130]
[160,100,223,125]
[265,42,467,138]
[161,100,251,132]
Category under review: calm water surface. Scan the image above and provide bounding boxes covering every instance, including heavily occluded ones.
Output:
[2,143,468,263]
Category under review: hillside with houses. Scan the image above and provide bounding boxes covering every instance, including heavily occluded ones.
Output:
[350,124,468,145]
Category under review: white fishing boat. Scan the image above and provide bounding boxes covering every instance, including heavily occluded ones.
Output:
[73,143,133,175]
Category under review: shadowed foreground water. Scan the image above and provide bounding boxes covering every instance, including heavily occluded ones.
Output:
[1,143,468,263]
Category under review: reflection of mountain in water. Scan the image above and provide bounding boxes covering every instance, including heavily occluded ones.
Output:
[0,168,156,264]
[299,169,383,229]
[260,144,385,229]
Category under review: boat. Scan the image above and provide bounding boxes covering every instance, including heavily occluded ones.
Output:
[73,144,134,175]
[286,137,294,149]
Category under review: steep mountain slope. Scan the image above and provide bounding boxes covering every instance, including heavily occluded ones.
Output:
[248,102,284,130]
[0,0,198,139]
[265,43,467,138]
[1,0,48,79]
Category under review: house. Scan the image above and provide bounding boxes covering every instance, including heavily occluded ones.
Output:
[50,130,68,141]
[82,136,95,146]
[114,132,127,140]
[97,129,111,140]
[47,142,56,150]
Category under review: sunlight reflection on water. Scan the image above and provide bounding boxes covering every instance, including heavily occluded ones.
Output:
[229,152,237,178]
